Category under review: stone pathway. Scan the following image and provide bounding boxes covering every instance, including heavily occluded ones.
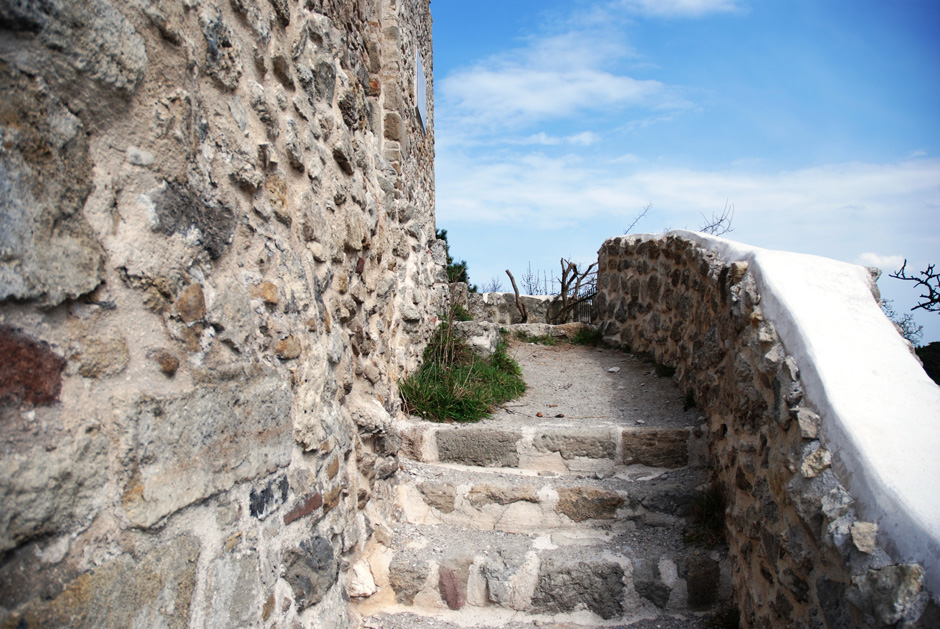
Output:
[353,339,732,628]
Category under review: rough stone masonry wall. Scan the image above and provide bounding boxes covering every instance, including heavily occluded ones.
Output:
[0,0,443,627]
[596,234,937,629]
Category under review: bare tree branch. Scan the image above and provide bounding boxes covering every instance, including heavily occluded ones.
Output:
[699,200,734,236]
[505,269,527,323]
[625,203,652,234]
[550,258,598,324]
[890,260,940,313]
[481,276,503,293]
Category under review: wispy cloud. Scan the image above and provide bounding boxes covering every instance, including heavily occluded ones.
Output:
[856,253,906,271]
[437,152,940,244]
[515,131,601,146]
[438,30,688,131]
[615,0,744,18]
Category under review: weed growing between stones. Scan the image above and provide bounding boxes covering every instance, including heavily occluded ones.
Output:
[571,325,603,346]
[400,307,525,422]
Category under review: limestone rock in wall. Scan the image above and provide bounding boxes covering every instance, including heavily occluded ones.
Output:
[284,536,338,610]
[0,0,147,107]
[4,534,199,629]
[0,425,109,552]
[120,376,293,528]
[0,64,104,306]
[204,552,264,627]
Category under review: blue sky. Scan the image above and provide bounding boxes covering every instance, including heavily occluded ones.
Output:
[430,0,940,343]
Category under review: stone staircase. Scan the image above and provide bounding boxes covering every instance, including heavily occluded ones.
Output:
[353,341,732,628]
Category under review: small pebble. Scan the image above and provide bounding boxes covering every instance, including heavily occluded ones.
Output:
[608,366,620,373]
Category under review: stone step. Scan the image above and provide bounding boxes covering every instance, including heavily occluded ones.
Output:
[395,420,706,476]
[396,460,707,534]
[356,522,730,624]
[358,609,718,629]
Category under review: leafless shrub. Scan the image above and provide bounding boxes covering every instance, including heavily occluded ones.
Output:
[890,260,940,313]
[625,203,652,234]
[699,200,734,236]
[480,276,504,293]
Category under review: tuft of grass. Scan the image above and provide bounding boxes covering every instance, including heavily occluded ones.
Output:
[452,303,473,322]
[514,331,558,346]
[400,308,525,423]
[684,483,727,548]
[571,326,603,346]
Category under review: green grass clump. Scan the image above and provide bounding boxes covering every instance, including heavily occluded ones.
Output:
[400,310,525,422]
[514,331,558,346]
[571,326,603,346]
[452,303,473,322]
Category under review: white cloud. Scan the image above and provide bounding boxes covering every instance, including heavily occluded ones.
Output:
[441,66,669,128]
[616,0,743,18]
[516,131,601,146]
[438,29,688,131]
[437,152,940,244]
[856,253,906,271]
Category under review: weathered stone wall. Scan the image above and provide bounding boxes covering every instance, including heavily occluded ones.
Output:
[0,0,442,626]
[596,234,937,628]
[457,287,581,325]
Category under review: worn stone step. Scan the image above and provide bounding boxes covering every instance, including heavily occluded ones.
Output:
[394,420,706,476]
[356,522,730,623]
[396,460,707,534]
[358,608,719,629]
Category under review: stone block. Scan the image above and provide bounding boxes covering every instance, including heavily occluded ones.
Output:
[0,0,146,97]
[532,557,624,619]
[389,557,429,605]
[436,429,520,467]
[150,180,236,260]
[418,482,456,513]
[851,521,878,554]
[686,555,720,610]
[622,429,689,468]
[249,474,290,520]
[0,65,103,306]
[385,111,403,141]
[176,283,207,324]
[201,8,243,90]
[556,487,624,522]
[5,535,199,628]
[0,326,66,406]
[634,559,672,609]
[453,320,501,357]
[283,536,338,610]
[121,376,293,528]
[847,564,926,626]
[205,552,262,626]
[348,559,377,598]
[534,429,616,460]
[439,566,466,610]
[467,484,538,507]
[0,427,109,551]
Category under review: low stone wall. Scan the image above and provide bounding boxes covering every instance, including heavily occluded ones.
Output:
[596,233,938,628]
[457,287,579,325]
[0,1,442,627]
